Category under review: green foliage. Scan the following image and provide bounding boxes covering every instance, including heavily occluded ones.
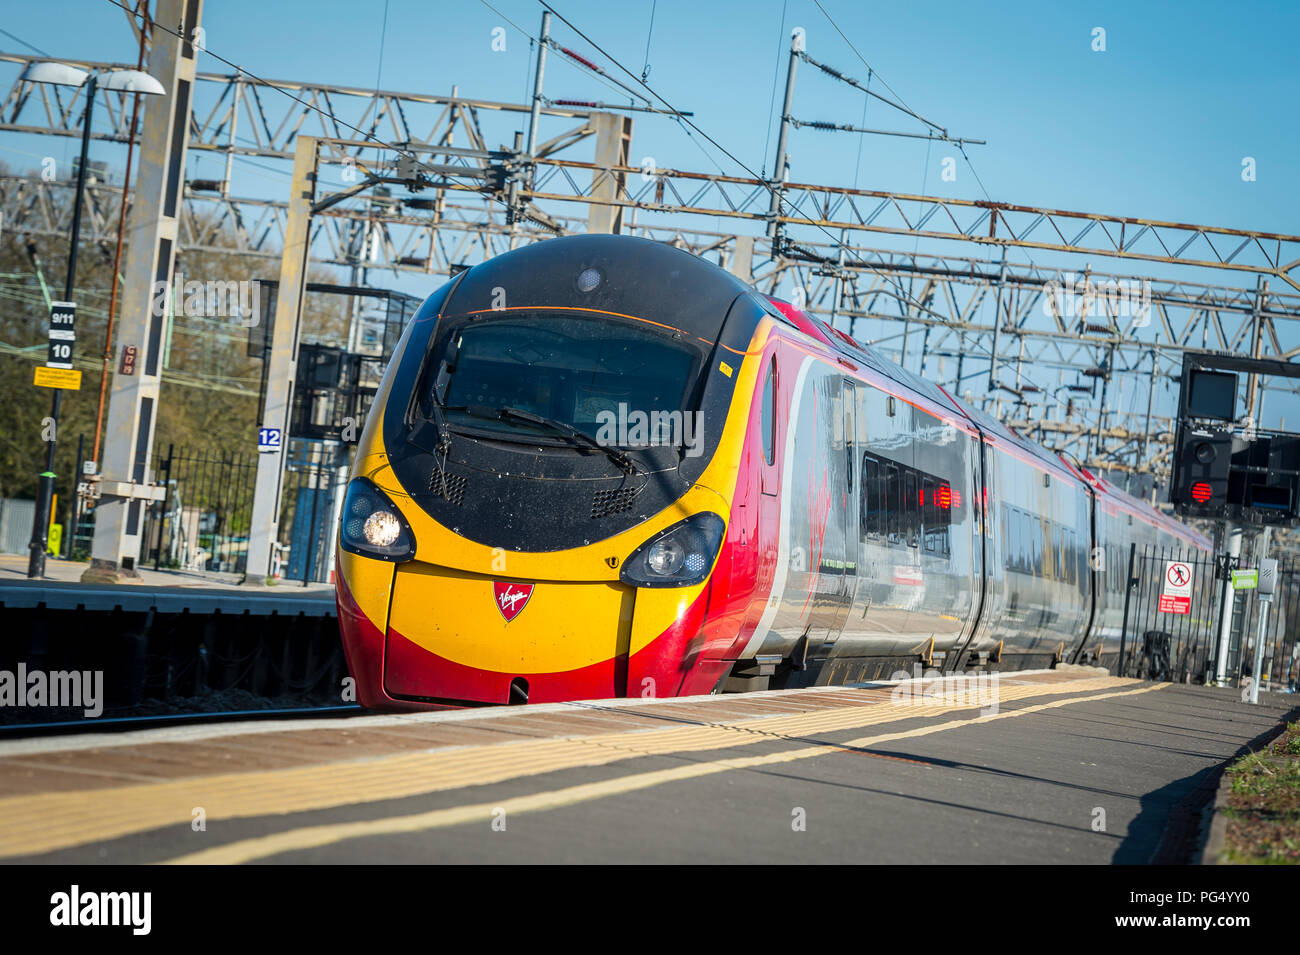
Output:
[0,172,350,512]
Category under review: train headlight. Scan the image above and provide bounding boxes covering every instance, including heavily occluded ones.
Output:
[621,513,724,588]
[340,478,416,561]
[647,538,685,576]
[363,511,402,547]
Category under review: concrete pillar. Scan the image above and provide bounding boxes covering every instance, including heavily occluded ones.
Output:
[243,135,318,584]
[1214,523,1242,683]
[83,0,204,582]
[728,235,755,284]
[586,112,631,235]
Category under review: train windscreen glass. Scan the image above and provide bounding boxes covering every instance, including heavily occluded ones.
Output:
[433,314,701,445]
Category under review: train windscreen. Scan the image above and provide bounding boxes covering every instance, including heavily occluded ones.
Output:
[429,313,702,446]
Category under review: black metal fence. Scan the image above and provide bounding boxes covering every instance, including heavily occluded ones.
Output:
[277,443,346,583]
[73,441,347,584]
[139,444,258,574]
[1116,540,1300,692]
[1116,543,1222,683]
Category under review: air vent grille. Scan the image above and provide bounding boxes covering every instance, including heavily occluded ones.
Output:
[591,484,643,519]
[429,470,467,506]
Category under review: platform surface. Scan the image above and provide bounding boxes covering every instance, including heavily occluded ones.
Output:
[0,670,1294,864]
[0,554,335,613]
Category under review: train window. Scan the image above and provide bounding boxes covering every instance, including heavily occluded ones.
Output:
[1000,509,1009,569]
[1003,507,1014,571]
[1018,510,1031,573]
[1071,527,1081,587]
[886,464,901,543]
[904,471,919,548]
[861,455,882,539]
[1046,521,1054,577]
[1059,526,1069,584]
[761,358,776,466]
[1061,528,1070,585]
[1050,522,1060,582]
[1013,511,1024,571]
[1003,509,1013,574]
[922,479,935,553]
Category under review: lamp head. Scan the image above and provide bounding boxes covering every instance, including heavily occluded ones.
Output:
[99,70,167,95]
[19,62,90,87]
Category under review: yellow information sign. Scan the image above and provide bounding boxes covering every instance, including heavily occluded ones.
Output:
[33,366,82,390]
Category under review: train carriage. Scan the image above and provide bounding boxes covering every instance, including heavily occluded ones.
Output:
[335,233,1210,709]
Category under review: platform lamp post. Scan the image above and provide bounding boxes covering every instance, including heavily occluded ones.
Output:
[21,61,165,578]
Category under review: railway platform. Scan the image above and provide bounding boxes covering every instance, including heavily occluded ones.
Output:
[1,669,1293,864]
[0,556,341,722]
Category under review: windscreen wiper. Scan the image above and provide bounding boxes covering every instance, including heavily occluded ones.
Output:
[465,405,636,474]
[407,346,458,457]
[405,394,451,457]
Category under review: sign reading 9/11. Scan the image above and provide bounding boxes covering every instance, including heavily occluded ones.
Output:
[47,301,76,369]
[1159,560,1193,614]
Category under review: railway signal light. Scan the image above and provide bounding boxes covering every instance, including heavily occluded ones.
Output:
[1171,429,1231,515]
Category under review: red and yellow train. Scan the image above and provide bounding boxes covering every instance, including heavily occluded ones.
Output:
[335,234,1209,710]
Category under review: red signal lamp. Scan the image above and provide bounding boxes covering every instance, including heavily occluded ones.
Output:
[1190,482,1213,504]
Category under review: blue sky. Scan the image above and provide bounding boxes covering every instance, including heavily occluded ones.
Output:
[4,0,1296,229]
[3,0,1299,430]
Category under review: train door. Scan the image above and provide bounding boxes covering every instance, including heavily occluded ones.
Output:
[948,428,988,669]
[822,379,860,654]
[844,385,878,638]
[758,353,781,592]
[979,437,1008,648]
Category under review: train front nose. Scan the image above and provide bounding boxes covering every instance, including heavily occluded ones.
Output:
[382,563,637,704]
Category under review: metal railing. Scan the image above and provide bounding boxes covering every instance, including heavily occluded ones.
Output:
[138,444,258,575]
[1117,544,1221,683]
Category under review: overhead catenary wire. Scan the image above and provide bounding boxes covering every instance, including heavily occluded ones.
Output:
[761,0,790,179]
[91,0,1068,421]
[795,51,979,145]
[639,0,657,85]
[809,0,1095,406]
[531,1,1080,415]
[477,0,660,111]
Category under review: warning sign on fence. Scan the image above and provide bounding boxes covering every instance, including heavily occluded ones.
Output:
[1159,560,1193,614]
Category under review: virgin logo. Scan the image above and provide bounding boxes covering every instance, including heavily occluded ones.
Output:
[493,581,534,622]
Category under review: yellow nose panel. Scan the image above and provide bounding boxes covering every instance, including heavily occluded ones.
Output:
[389,563,635,673]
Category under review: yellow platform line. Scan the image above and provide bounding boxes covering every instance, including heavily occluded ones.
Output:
[167,682,1166,864]
[0,676,1138,858]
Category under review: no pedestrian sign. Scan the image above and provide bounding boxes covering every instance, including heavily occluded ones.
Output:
[1159,560,1193,614]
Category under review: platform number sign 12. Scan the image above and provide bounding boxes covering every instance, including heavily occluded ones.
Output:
[257,427,282,453]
